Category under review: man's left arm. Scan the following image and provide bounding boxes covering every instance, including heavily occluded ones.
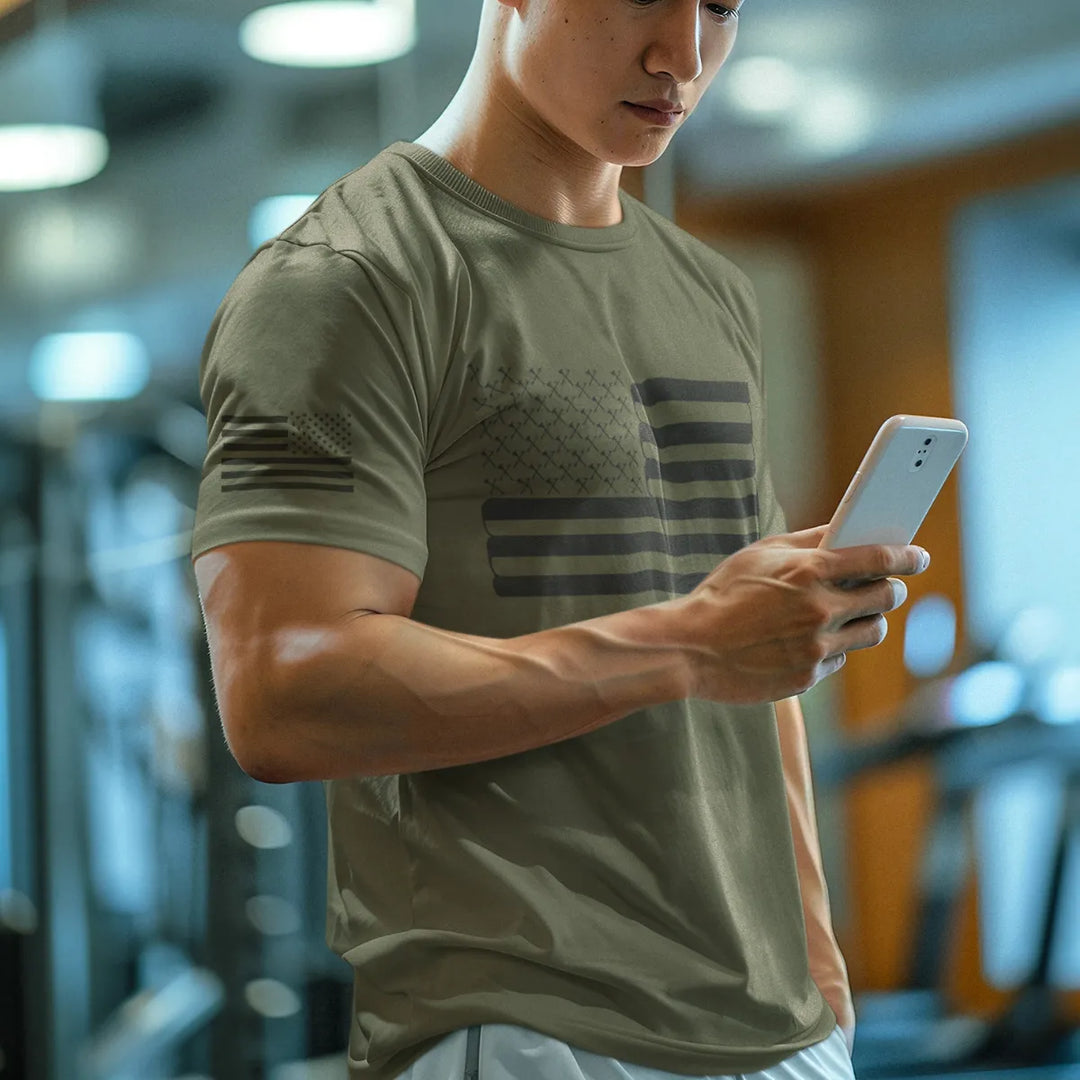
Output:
[774,694,857,1055]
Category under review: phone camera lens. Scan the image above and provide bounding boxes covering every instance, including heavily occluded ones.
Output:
[924,438,932,446]
[915,460,923,467]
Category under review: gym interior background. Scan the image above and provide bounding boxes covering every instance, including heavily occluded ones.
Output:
[1,0,1079,1077]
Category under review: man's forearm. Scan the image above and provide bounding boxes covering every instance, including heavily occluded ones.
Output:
[774,695,855,1031]
[240,598,694,783]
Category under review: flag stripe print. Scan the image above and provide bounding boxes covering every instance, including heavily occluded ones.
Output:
[219,413,355,492]
[483,378,760,598]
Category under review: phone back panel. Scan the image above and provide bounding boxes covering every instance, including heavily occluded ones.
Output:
[823,417,968,550]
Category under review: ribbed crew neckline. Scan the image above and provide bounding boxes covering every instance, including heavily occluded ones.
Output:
[386,140,640,251]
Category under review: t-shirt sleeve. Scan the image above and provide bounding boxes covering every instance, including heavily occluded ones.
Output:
[189,239,429,582]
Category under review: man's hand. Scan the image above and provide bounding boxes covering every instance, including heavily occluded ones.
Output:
[672,524,930,704]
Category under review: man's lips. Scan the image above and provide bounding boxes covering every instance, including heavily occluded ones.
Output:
[626,100,684,113]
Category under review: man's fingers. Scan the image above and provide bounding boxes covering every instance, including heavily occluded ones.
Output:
[826,542,929,583]
[832,578,906,626]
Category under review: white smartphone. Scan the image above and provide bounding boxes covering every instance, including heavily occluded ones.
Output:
[821,414,969,552]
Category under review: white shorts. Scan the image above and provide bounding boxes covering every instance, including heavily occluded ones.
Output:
[400,1023,856,1080]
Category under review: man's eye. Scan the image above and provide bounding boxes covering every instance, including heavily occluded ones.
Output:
[630,0,740,20]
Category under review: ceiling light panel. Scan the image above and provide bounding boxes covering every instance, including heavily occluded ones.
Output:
[239,0,416,68]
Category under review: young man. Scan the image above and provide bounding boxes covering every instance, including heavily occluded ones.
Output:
[411,0,741,227]
[191,0,928,1076]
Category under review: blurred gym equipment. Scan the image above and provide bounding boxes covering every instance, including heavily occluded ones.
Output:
[815,609,1080,1079]
[0,406,353,1079]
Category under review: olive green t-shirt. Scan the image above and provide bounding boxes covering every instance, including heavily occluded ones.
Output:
[190,140,836,1078]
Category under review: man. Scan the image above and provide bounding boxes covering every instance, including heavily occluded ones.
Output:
[191,0,928,1077]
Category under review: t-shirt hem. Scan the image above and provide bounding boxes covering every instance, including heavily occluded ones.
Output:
[370,1001,838,1079]
[501,1004,837,1070]
[189,525,427,584]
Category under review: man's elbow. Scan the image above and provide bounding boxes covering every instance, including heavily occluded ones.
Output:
[241,755,294,784]
[223,729,283,783]
[219,697,295,784]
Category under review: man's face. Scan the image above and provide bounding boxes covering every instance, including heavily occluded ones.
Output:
[508,0,744,166]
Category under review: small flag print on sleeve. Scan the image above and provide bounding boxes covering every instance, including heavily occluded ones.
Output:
[220,412,355,493]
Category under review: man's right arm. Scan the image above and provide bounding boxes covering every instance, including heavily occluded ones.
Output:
[243,599,694,783]
[229,525,926,783]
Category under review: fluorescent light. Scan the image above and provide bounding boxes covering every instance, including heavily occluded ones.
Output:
[793,79,877,154]
[244,978,301,1018]
[1037,666,1080,725]
[5,199,136,293]
[999,605,1067,666]
[234,806,293,849]
[239,0,416,68]
[0,26,109,191]
[725,57,804,118]
[949,661,1025,728]
[28,332,150,403]
[0,125,108,192]
[903,594,957,678]
[249,195,318,249]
